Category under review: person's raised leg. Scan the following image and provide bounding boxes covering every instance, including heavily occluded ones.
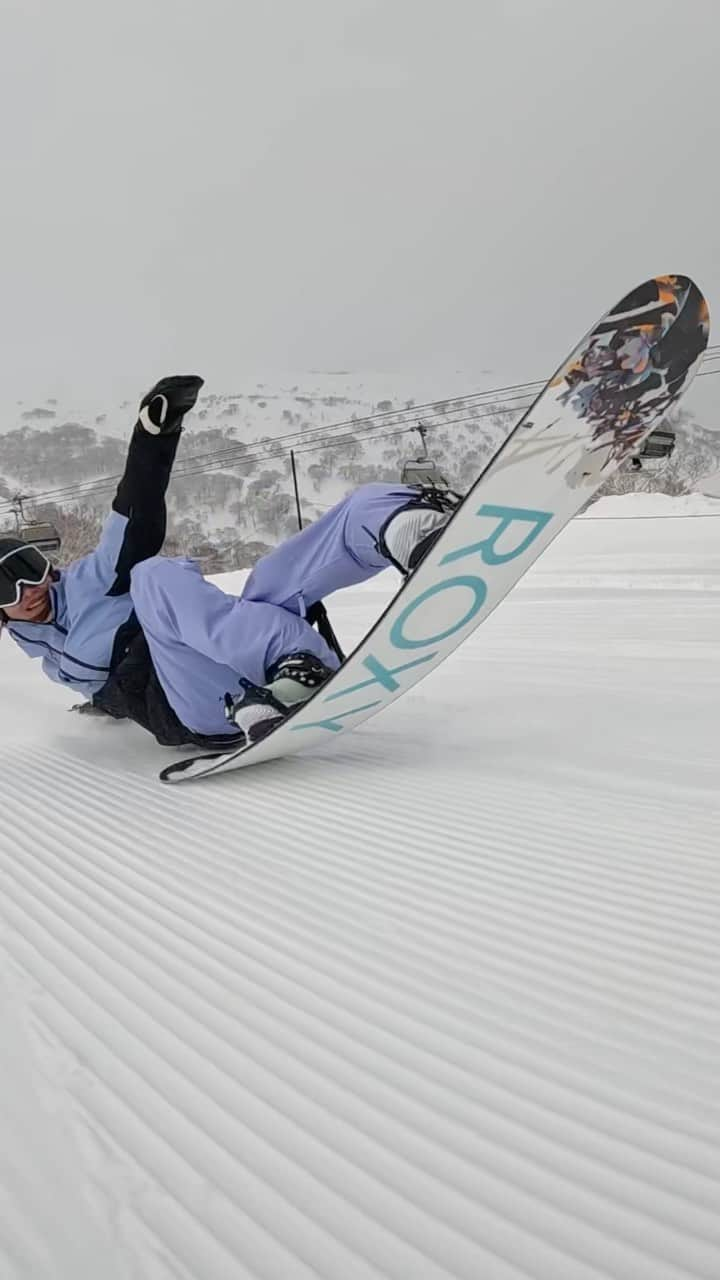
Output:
[242,482,455,608]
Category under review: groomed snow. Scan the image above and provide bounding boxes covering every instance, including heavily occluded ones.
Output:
[583,492,720,518]
[1,494,719,1279]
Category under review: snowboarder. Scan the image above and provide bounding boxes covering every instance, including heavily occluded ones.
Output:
[0,375,457,748]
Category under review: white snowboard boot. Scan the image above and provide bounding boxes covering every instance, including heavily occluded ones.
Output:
[378,489,459,574]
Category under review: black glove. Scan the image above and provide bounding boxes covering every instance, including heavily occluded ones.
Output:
[136,374,204,437]
[70,700,117,717]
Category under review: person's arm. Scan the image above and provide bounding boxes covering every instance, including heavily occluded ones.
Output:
[97,374,203,595]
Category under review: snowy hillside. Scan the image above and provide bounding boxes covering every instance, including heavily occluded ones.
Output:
[1,368,718,570]
[0,372,516,565]
[1,494,719,1279]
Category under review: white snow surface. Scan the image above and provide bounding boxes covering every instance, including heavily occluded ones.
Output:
[585,491,720,518]
[1,495,719,1279]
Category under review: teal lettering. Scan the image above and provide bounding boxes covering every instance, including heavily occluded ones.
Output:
[441,503,553,567]
[289,699,383,733]
[390,576,487,650]
[325,652,438,702]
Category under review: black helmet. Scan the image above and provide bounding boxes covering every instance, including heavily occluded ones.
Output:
[0,537,51,610]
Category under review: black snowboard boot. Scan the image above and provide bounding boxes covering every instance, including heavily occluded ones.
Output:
[225,652,335,744]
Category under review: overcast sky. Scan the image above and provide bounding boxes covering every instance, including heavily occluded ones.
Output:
[1,0,718,404]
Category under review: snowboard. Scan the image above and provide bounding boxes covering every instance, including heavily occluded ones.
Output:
[160,275,709,784]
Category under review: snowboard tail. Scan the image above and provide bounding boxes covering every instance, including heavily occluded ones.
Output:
[161,275,709,783]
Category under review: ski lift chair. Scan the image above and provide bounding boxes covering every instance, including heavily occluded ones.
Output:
[5,495,62,554]
[17,521,62,554]
[401,419,452,490]
[400,456,450,489]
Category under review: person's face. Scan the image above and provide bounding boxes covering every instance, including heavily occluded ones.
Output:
[3,575,53,623]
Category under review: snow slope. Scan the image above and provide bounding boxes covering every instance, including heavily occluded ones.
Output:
[1,497,719,1279]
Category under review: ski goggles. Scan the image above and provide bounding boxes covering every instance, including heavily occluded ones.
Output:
[0,545,51,609]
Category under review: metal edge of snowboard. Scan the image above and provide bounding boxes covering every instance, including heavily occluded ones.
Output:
[160,275,708,783]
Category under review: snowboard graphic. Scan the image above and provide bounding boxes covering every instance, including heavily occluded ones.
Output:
[160,275,709,783]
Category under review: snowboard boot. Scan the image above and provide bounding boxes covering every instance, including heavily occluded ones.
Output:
[225,652,335,745]
[378,487,459,575]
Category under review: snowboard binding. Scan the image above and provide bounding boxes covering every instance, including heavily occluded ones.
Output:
[629,426,676,472]
[225,652,335,745]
